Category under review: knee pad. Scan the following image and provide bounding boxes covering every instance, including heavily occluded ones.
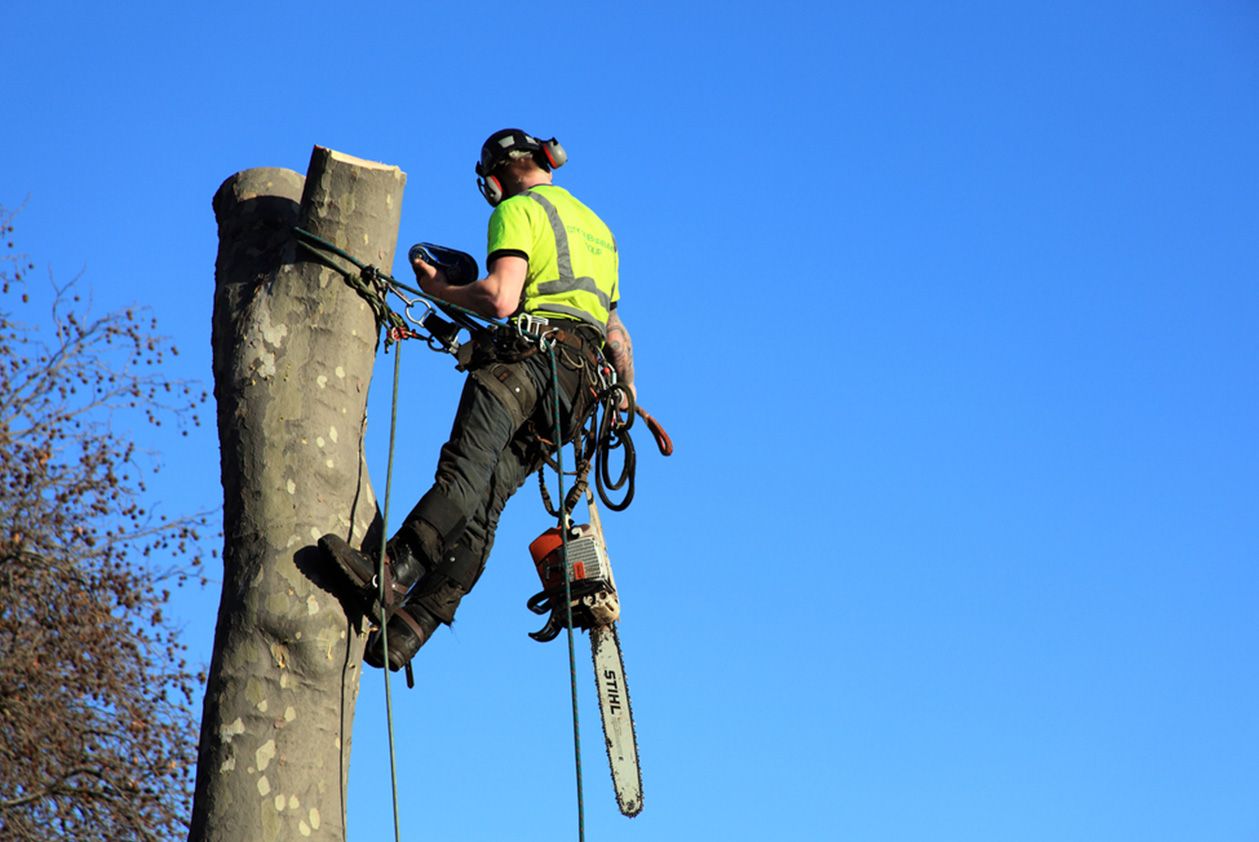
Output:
[410,543,484,625]
[431,542,483,593]
[403,489,467,549]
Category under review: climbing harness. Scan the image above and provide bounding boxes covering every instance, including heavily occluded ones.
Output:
[294,226,662,515]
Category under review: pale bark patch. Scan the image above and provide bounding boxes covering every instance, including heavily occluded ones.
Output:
[259,314,288,347]
[220,717,246,741]
[256,739,277,772]
[257,350,277,378]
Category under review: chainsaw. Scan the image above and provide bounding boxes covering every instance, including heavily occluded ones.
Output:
[526,493,643,818]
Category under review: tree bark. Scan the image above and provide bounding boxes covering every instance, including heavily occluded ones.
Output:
[190,147,406,842]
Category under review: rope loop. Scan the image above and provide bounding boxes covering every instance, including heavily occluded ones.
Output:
[291,226,502,353]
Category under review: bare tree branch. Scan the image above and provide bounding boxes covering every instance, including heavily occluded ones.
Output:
[0,205,210,842]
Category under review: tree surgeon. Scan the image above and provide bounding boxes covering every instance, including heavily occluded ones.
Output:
[320,129,635,669]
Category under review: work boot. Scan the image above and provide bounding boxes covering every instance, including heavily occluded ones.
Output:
[363,601,440,671]
[318,533,427,622]
[362,567,471,670]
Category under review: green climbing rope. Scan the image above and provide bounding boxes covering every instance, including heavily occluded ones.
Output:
[376,338,406,842]
[547,342,587,842]
[291,226,503,349]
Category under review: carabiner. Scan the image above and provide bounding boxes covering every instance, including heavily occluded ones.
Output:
[403,299,435,331]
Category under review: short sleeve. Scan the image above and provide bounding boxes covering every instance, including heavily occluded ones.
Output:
[487,196,536,262]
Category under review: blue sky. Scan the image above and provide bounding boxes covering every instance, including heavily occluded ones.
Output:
[5,1,1258,840]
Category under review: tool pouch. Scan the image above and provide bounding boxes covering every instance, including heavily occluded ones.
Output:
[471,360,539,431]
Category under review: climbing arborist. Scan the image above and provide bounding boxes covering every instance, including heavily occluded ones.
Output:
[320,128,636,670]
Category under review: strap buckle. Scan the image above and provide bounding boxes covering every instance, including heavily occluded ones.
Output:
[512,312,550,338]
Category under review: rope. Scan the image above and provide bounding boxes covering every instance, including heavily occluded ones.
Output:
[292,226,504,351]
[547,342,587,842]
[376,334,407,842]
[537,380,638,516]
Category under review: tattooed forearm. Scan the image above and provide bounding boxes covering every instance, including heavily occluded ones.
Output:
[605,310,635,388]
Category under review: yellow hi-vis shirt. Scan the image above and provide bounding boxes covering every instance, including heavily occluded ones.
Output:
[486,184,619,336]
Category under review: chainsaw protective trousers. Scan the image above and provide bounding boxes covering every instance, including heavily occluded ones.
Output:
[399,346,585,624]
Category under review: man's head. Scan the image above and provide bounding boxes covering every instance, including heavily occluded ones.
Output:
[475,129,567,206]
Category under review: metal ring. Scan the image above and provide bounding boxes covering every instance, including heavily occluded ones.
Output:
[403,300,434,329]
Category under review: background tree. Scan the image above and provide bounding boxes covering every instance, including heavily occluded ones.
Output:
[0,206,210,842]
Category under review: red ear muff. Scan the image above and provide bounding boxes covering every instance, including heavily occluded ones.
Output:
[541,138,567,169]
[477,172,504,206]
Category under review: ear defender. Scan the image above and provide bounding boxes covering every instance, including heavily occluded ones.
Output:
[476,165,504,206]
[540,137,567,169]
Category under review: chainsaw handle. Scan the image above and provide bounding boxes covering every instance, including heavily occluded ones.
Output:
[634,405,673,457]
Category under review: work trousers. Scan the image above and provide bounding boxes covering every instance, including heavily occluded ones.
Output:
[402,342,587,619]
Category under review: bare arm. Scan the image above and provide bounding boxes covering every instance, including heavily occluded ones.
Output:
[605,309,636,403]
[413,254,527,320]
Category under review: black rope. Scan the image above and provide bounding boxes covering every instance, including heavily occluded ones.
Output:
[536,380,639,516]
[594,385,637,512]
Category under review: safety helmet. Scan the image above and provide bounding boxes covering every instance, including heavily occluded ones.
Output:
[475,129,567,206]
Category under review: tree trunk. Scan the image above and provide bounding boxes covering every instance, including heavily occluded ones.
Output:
[190,147,406,842]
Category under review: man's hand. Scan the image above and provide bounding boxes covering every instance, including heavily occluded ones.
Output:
[618,382,638,413]
[411,255,443,295]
